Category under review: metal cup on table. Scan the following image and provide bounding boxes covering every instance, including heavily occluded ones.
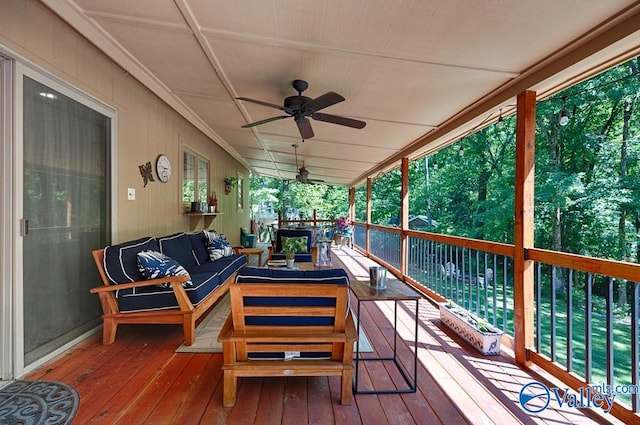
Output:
[369,266,387,290]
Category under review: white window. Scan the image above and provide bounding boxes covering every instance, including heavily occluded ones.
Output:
[182,149,209,210]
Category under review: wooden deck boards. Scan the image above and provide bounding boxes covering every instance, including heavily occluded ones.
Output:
[21,248,623,424]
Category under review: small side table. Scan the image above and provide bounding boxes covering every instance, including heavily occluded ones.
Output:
[350,279,419,394]
[235,247,264,267]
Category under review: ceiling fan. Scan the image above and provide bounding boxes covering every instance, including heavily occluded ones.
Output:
[237,79,366,139]
[292,143,324,184]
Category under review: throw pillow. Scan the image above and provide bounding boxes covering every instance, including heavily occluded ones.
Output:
[281,236,308,253]
[205,231,234,261]
[136,251,192,288]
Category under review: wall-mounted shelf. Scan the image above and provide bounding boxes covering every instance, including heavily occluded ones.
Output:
[184,212,223,231]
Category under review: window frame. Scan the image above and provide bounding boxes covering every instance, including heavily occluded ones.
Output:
[182,147,210,212]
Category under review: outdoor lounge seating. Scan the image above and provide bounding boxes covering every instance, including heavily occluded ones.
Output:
[217,266,357,407]
[91,231,246,345]
[268,228,317,263]
[240,226,257,248]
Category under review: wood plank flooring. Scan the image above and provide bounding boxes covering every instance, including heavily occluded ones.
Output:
[22,248,625,424]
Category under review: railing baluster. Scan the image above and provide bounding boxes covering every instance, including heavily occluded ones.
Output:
[456,246,461,305]
[461,246,467,309]
[632,282,639,412]
[586,273,593,383]
[550,265,557,362]
[492,254,497,327]
[478,251,483,317]
[536,262,542,352]
[436,242,441,295]
[606,276,614,387]
[502,256,507,331]
[566,269,573,373]
[450,245,454,302]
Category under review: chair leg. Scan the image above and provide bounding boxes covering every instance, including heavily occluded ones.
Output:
[223,370,238,407]
[183,316,195,346]
[340,368,353,405]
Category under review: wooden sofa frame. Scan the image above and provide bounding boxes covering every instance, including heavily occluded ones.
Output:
[90,248,234,346]
[218,282,357,406]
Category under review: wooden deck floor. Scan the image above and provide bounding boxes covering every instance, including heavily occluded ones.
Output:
[23,248,623,424]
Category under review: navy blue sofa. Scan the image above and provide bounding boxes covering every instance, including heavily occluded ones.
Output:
[91,231,246,345]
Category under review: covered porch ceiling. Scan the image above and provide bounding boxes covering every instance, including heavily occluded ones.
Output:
[44,0,640,186]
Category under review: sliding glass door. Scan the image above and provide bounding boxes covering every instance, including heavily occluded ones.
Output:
[18,68,113,370]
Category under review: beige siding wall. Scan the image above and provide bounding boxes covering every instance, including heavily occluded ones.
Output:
[0,0,249,245]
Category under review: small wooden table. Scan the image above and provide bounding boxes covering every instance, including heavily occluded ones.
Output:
[236,247,264,267]
[350,278,420,394]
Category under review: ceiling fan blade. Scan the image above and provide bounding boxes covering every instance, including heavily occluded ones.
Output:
[297,118,314,139]
[302,92,345,113]
[311,112,366,129]
[236,97,286,111]
[241,115,290,128]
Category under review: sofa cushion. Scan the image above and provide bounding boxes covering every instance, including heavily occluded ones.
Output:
[234,267,349,326]
[204,231,234,260]
[136,250,192,288]
[188,254,246,283]
[189,231,209,264]
[270,252,313,263]
[158,233,198,270]
[103,237,159,284]
[281,236,308,253]
[235,267,349,284]
[275,229,313,253]
[117,271,222,313]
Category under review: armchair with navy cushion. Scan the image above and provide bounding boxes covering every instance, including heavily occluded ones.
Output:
[268,228,317,263]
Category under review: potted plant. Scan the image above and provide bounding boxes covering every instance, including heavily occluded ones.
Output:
[283,246,296,268]
[224,177,237,194]
[439,301,503,355]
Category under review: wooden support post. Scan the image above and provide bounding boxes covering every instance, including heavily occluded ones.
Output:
[348,187,355,223]
[366,178,372,253]
[514,90,536,366]
[400,158,409,276]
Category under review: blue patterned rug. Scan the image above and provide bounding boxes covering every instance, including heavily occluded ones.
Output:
[0,380,78,425]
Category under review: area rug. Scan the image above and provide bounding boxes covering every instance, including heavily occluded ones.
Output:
[177,294,373,353]
[0,380,78,425]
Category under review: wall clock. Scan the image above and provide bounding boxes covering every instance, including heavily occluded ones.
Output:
[155,154,171,183]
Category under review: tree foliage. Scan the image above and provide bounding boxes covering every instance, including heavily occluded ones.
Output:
[249,173,349,221]
[355,57,640,269]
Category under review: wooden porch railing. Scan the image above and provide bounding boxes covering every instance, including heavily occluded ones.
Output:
[352,221,640,423]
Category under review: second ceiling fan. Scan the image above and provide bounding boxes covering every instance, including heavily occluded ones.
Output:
[292,143,324,184]
[237,79,366,139]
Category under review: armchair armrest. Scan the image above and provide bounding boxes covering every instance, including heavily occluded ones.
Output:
[91,274,194,312]
[90,274,190,293]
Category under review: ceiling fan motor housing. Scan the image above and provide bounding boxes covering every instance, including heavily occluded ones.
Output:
[284,95,312,112]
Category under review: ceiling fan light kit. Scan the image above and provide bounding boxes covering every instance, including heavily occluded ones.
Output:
[237,79,366,139]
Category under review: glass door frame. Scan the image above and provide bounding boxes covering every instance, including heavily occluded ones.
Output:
[9,60,117,377]
[0,54,14,381]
